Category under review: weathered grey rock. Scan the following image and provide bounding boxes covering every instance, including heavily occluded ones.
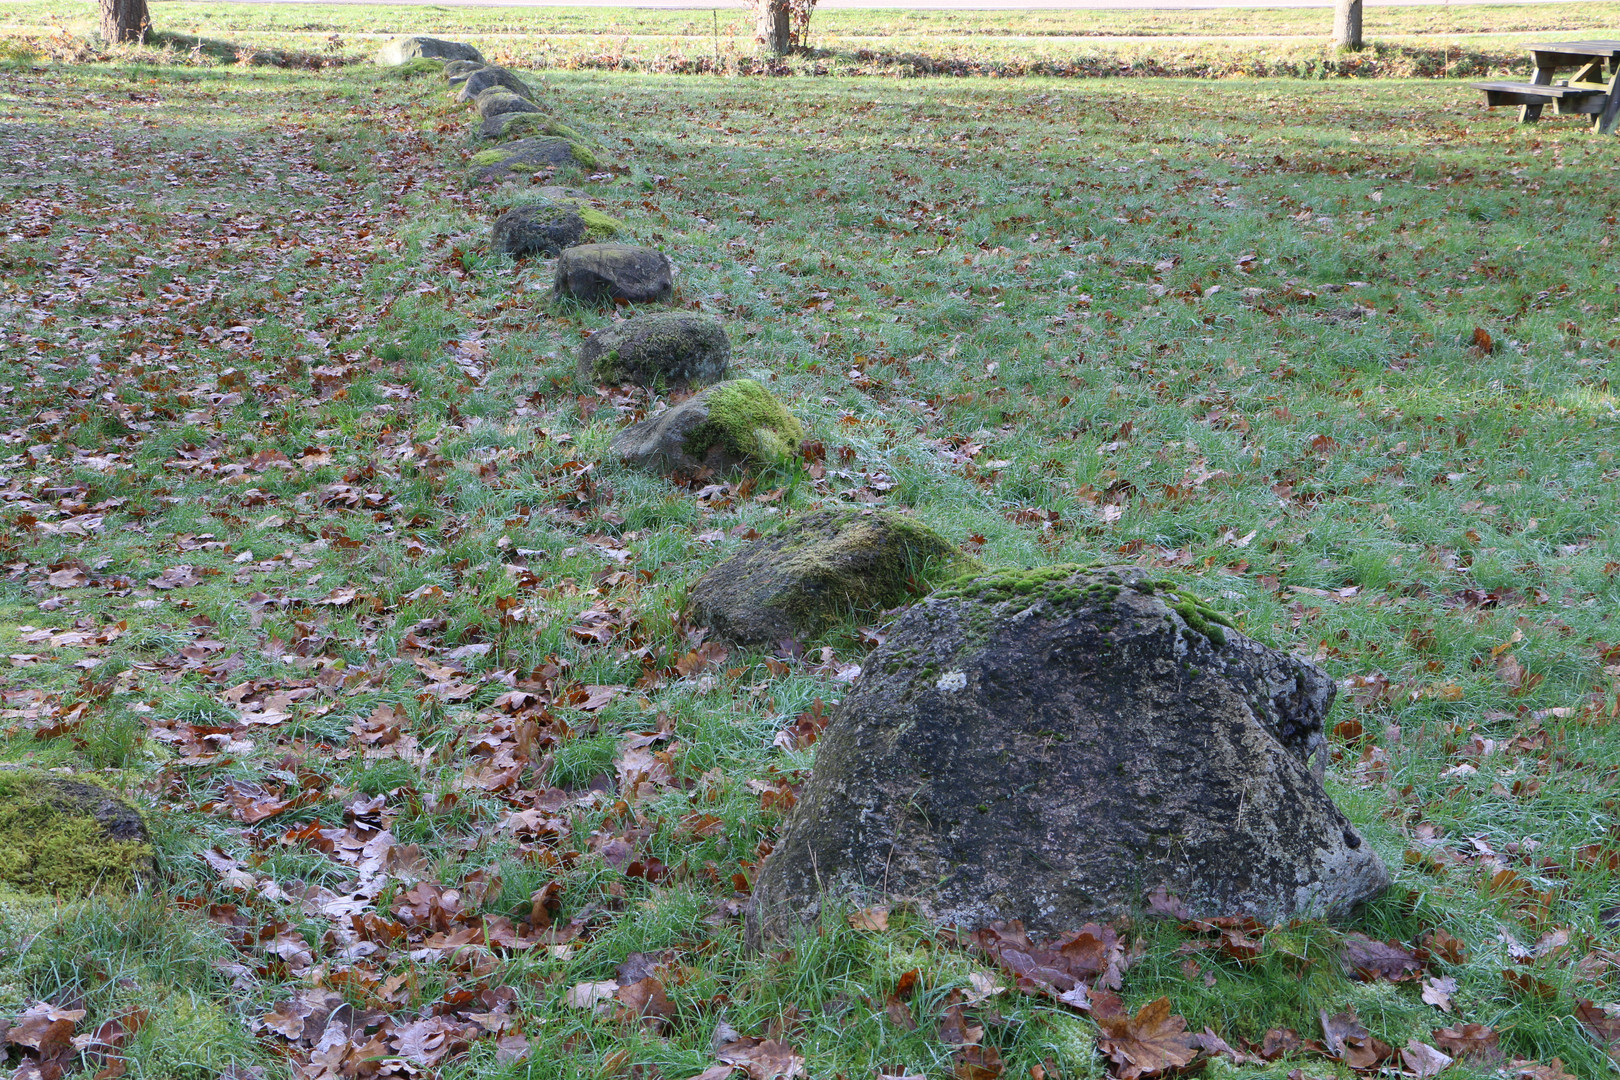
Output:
[376,36,483,66]
[456,66,535,103]
[554,243,672,306]
[444,59,487,84]
[467,137,595,187]
[748,565,1389,943]
[0,767,155,895]
[579,312,730,388]
[478,110,587,143]
[687,509,961,647]
[493,199,626,258]
[611,378,802,475]
[473,88,543,120]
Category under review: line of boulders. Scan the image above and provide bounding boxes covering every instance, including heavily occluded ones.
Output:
[376,37,1391,943]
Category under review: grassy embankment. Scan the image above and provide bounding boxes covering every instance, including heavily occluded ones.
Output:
[2,23,1620,1080]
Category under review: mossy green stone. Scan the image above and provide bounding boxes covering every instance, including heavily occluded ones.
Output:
[687,509,966,645]
[383,57,444,79]
[0,769,154,895]
[685,378,803,464]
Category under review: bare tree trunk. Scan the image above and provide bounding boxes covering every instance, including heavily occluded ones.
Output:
[100,0,150,43]
[1332,0,1363,49]
[757,0,789,55]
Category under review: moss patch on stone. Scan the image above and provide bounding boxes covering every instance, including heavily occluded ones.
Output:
[383,57,444,78]
[687,509,967,644]
[683,379,803,465]
[0,770,154,895]
[936,566,1234,642]
[498,113,586,142]
[469,148,510,167]
[569,141,599,169]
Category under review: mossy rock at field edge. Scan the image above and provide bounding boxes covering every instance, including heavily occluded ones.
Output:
[382,57,444,79]
[493,199,626,258]
[687,509,965,646]
[579,311,730,388]
[748,564,1389,943]
[0,768,155,896]
[465,137,594,188]
[375,36,483,65]
[455,65,536,103]
[610,377,802,475]
[479,110,587,143]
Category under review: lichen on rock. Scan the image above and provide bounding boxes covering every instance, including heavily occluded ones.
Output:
[687,509,965,646]
[465,137,591,188]
[0,769,154,896]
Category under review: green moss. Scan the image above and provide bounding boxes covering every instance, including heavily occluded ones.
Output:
[0,771,154,895]
[498,112,586,142]
[936,566,1234,644]
[469,148,509,167]
[577,205,626,241]
[685,378,804,465]
[383,57,444,78]
[569,140,599,169]
[1168,589,1233,645]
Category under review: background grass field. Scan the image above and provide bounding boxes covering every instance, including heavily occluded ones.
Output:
[2,7,1620,1078]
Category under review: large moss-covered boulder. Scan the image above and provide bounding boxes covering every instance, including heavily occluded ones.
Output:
[376,36,483,65]
[688,510,961,647]
[554,243,671,305]
[579,312,730,388]
[479,110,587,143]
[466,137,595,187]
[493,199,626,258]
[611,378,802,475]
[381,57,444,79]
[456,66,535,102]
[0,769,154,896]
[747,565,1390,943]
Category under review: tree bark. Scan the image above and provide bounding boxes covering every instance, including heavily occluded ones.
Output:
[1332,0,1363,49]
[100,0,150,43]
[757,0,790,55]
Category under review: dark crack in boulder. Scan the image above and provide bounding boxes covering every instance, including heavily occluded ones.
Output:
[376,36,483,65]
[687,509,962,647]
[611,377,801,474]
[579,311,730,388]
[748,565,1388,943]
[554,242,671,306]
[0,768,155,896]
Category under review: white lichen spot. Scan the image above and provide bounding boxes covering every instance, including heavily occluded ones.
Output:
[935,671,967,692]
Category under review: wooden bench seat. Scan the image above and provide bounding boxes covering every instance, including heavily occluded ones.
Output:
[1472,80,1610,118]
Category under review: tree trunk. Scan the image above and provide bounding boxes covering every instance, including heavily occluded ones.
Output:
[1332,0,1362,49]
[757,0,790,55]
[100,0,150,43]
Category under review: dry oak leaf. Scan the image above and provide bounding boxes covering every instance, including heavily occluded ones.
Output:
[1420,975,1457,1013]
[1319,1009,1393,1071]
[1259,1027,1302,1061]
[565,981,618,1010]
[952,1044,1004,1080]
[1514,1060,1577,1080]
[715,1036,806,1080]
[5,1002,86,1060]
[1401,1039,1454,1078]
[1575,999,1620,1060]
[847,905,890,932]
[1094,995,1198,1080]
[1432,1023,1502,1064]
[1340,933,1424,982]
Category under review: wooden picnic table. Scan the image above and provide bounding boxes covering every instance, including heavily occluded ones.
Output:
[1472,39,1620,134]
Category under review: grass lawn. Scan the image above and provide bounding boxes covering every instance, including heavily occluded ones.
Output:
[8,0,1620,75]
[2,20,1620,1080]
